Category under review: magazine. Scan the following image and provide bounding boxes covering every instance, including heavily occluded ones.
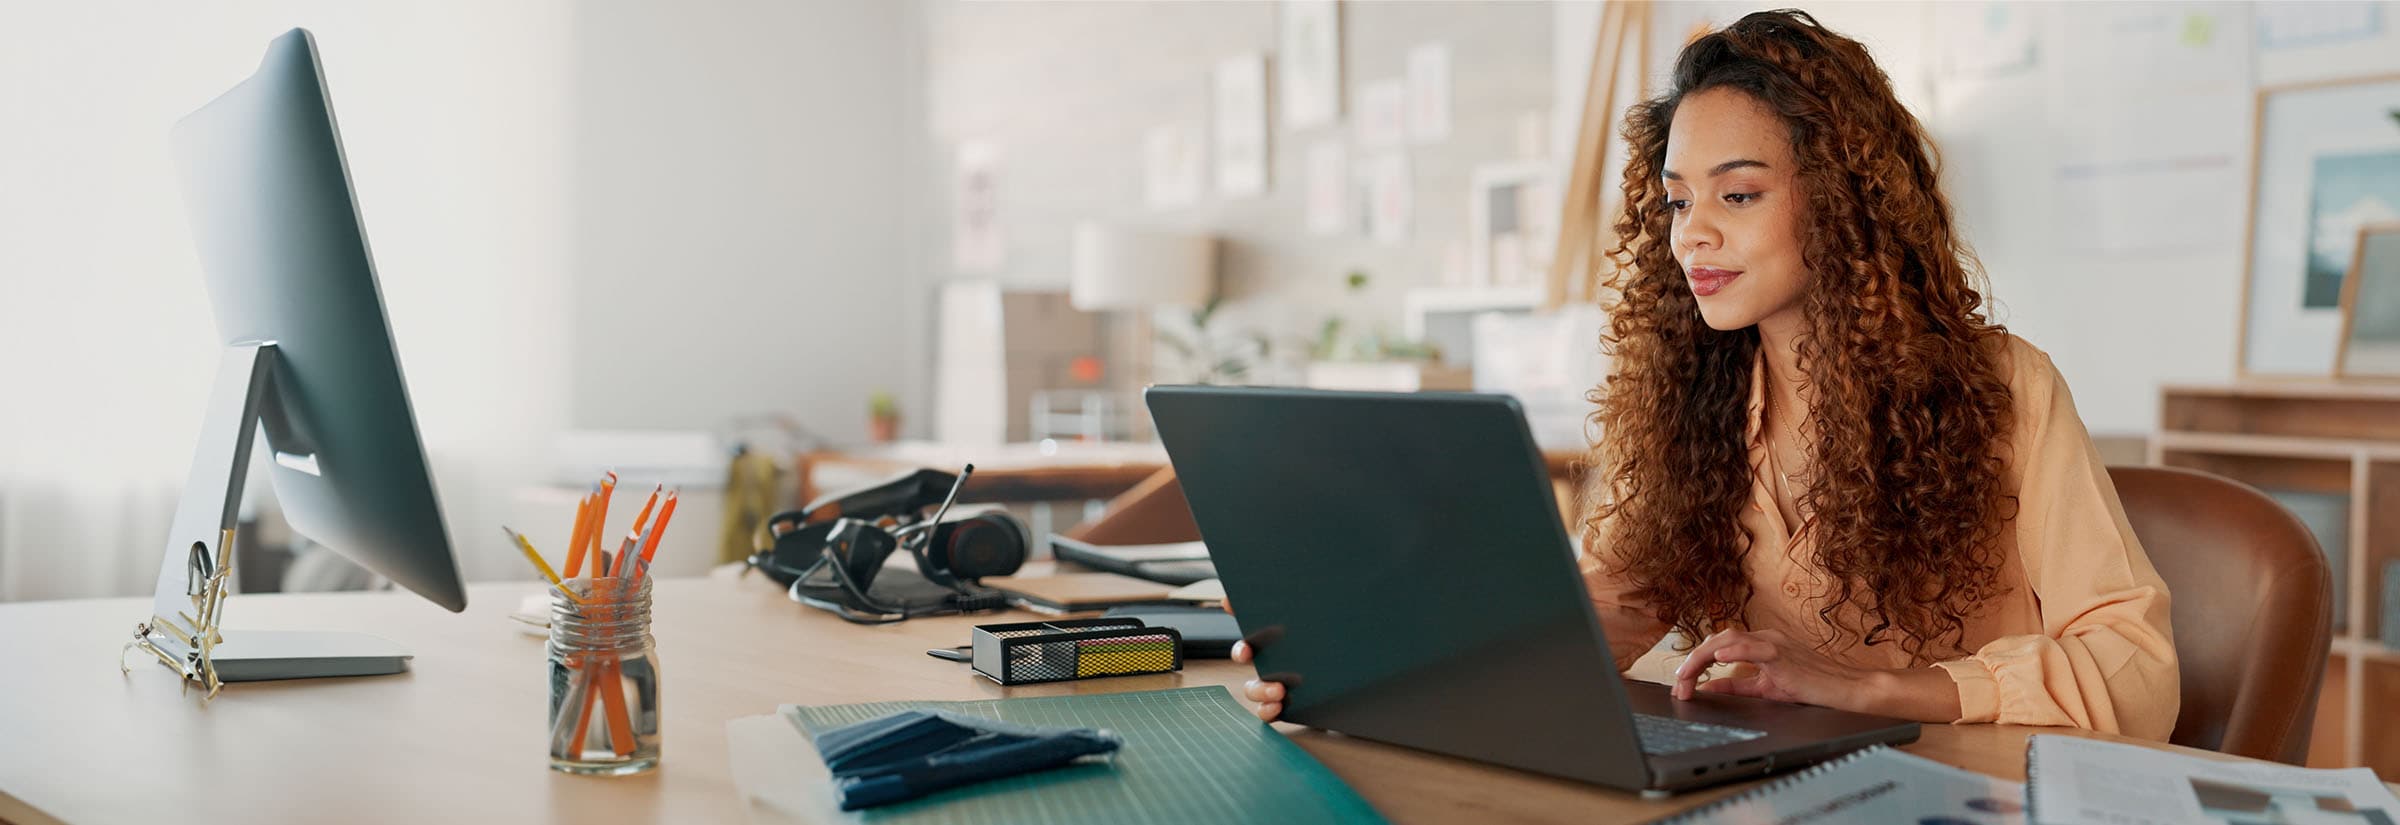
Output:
[2028,734,2400,825]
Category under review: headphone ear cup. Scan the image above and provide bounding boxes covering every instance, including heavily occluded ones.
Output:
[930,512,1027,581]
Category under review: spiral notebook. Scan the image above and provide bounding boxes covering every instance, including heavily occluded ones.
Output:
[1655,746,2025,825]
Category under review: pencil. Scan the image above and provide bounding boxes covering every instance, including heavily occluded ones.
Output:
[562,486,597,578]
[598,490,675,756]
[595,658,637,756]
[610,484,663,577]
[503,527,588,604]
[585,472,618,578]
[627,483,663,539]
[626,489,678,587]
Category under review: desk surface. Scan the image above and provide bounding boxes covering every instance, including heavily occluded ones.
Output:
[2,573,2380,824]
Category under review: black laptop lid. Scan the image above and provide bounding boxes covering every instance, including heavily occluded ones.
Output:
[1147,385,1649,788]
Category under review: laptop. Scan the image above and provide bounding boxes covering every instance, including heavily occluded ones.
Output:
[1145,385,1920,794]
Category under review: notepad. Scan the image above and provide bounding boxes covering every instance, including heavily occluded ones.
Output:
[1657,746,2025,824]
[725,686,1387,825]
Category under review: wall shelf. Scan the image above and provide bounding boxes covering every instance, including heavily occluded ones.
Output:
[2333,637,2400,666]
[2155,383,2400,779]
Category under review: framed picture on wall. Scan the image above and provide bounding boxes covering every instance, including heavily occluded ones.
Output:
[2336,222,2400,379]
[1469,161,1561,289]
[2238,72,2400,377]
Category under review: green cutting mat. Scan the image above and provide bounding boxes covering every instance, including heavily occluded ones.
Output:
[782,686,1387,824]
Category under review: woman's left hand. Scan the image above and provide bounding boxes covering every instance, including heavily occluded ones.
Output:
[1670,628,1963,722]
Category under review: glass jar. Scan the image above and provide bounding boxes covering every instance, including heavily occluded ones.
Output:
[546,576,660,775]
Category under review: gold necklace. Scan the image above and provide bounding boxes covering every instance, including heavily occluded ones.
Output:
[1762,383,1810,491]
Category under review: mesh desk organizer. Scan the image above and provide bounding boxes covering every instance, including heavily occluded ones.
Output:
[971,618,1182,685]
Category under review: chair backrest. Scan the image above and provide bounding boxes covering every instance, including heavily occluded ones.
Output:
[2107,465,2334,764]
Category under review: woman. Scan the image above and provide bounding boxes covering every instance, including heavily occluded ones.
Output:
[1235,9,2179,738]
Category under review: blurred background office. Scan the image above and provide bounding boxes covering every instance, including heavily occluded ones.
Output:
[4,0,2399,769]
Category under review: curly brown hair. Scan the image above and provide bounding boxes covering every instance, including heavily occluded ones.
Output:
[1583,10,2018,664]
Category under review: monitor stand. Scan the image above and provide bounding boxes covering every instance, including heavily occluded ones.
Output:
[124,343,411,699]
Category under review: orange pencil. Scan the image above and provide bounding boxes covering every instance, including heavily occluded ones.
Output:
[626,490,678,586]
[627,484,663,538]
[570,480,659,758]
[584,472,618,577]
[569,575,639,757]
[595,655,637,756]
[568,663,601,755]
[610,484,663,577]
[590,485,656,757]
[584,571,637,758]
[579,487,683,755]
[561,488,596,578]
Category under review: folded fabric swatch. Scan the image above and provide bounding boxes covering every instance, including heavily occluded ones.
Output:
[807,709,1124,810]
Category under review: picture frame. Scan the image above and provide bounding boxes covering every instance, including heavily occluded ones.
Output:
[2236,72,2400,378]
[2335,221,2400,380]
[1469,161,1561,289]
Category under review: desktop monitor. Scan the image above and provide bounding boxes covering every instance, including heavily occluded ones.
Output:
[139,28,465,682]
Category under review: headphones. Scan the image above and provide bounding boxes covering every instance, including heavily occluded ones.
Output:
[748,464,1026,623]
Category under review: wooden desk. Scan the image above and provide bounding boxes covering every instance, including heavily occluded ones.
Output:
[4,573,2384,824]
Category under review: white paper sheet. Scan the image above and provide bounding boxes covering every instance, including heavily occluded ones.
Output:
[1355,79,1408,151]
[2051,2,2248,107]
[952,140,1003,274]
[2050,92,2245,254]
[1362,150,1411,244]
[1304,138,1347,236]
[1213,54,1268,198]
[1279,0,1341,131]
[1143,123,1203,209]
[1406,42,1451,145]
[2030,735,2400,825]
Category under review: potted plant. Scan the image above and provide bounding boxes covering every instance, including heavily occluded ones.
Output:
[1159,296,1273,386]
[867,391,900,443]
[1303,270,1462,391]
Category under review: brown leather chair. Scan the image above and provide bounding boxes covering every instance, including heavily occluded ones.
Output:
[2107,465,2334,764]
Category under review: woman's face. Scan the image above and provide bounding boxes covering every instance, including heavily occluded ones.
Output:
[1663,87,1809,333]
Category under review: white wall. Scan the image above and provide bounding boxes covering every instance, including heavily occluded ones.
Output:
[917,0,1558,400]
[569,0,925,441]
[0,1,928,601]
[0,2,579,596]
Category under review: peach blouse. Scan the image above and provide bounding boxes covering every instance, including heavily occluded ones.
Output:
[1581,335,2180,739]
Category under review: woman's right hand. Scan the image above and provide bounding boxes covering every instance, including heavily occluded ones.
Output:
[1230,640,1286,722]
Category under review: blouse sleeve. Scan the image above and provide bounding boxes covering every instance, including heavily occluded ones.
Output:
[1930,345,2181,740]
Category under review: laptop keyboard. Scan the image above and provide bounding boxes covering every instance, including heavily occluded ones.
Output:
[1632,714,1767,755]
